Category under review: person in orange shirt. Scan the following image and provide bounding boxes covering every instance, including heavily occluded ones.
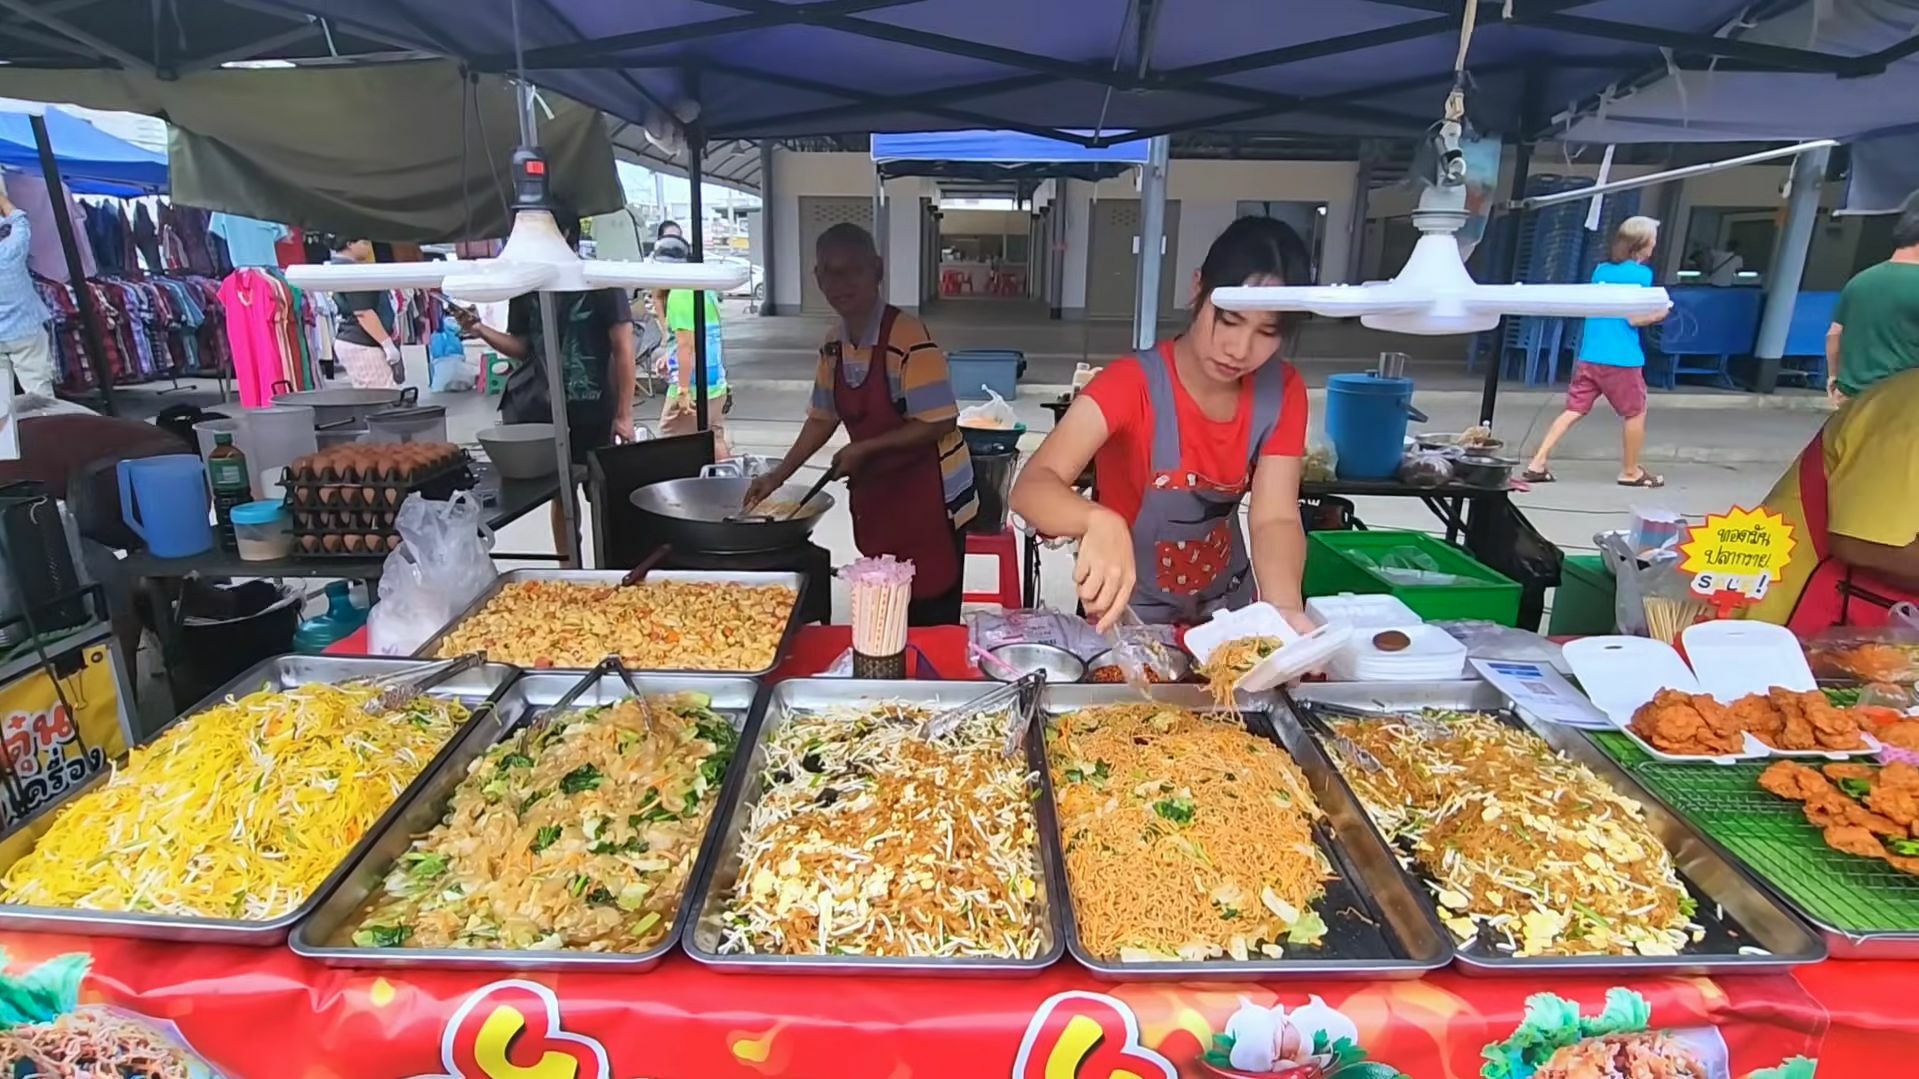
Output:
[1011,217,1313,633]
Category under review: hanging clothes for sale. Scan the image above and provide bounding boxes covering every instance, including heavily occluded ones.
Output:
[81,201,141,279]
[209,213,288,269]
[6,175,96,282]
[31,273,227,392]
[219,267,318,406]
[132,203,162,273]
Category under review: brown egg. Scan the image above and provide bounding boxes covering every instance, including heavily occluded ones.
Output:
[317,486,340,506]
[298,535,320,553]
[364,533,384,551]
[360,485,379,506]
[321,534,343,553]
[343,534,364,553]
[293,486,313,506]
[386,534,402,551]
[384,487,402,506]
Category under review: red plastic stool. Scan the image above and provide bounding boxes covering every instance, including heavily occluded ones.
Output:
[963,528,1022,610]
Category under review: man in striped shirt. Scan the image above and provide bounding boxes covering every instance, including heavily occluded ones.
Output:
[746,224,977,624]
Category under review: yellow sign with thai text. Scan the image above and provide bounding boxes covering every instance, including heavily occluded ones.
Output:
[1679,506,1796,610]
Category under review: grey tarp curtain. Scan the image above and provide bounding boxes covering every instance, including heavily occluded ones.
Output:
[0,60,623,242]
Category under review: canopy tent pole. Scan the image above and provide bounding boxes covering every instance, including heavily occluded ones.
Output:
[27,113,115,415]
[1752,143,1831,395]
[1480,136,1534,428]
[1132,135,1170,352]
[759,140,776,317]
[538,291,581,566]
[688,126,710,433]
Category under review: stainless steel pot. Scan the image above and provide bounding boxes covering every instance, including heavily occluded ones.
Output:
[629,476,835,553]
[271,383,414,428]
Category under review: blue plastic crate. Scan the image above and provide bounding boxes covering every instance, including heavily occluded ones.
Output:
[948,349,1025,401]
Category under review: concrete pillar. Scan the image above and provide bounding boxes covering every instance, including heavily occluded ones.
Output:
[884,177,922,313]
[1134,135,1171,352]
[1060,179,1091,319]
[757,141,776,315]
[1753,144,1831,394]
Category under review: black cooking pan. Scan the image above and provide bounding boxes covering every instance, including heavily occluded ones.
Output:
[628,476,835,553]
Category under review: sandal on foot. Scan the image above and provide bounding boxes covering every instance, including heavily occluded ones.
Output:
[1617,471,1665,488]
[1521,469,1556,483]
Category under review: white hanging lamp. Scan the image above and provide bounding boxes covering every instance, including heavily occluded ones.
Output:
[1210,137,1670,336]
[285,150,746,302]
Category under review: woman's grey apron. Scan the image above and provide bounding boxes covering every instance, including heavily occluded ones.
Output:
[1125,346,1287,625]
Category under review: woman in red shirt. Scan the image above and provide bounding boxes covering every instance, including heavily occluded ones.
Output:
[1011,217,1312,632]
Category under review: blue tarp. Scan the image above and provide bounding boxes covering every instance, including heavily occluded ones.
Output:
[872,130,1151,165]
[0,108,166,196]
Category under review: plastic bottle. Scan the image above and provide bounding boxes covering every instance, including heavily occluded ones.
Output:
[293,581,369,654]
[206,432,252,553]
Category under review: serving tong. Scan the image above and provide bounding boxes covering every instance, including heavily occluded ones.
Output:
[544,656,658,732]
[918,671,1047,758]
[354,651,489,716]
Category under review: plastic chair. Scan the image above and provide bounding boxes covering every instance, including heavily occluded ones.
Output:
[963,528,1022,610]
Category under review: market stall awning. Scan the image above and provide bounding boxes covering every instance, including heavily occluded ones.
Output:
[0,61,624,242]
[240,0,1908,144]
[0,105,165,195]
[1555,0,1919,143]
[873,129,1150,181]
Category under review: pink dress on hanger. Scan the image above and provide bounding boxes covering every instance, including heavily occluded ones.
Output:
[219,269,288,407]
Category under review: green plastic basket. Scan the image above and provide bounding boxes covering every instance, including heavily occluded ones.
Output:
[1303,530,1521,625]
[1548,554,1616,636]
[1592,732,1919,934]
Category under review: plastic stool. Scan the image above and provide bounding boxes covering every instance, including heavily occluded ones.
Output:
[963,528,1022,610]
[483,353,510,395]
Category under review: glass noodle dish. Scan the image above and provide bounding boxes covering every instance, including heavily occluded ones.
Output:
[1050,704,1332,962]
[345,694,737,953]
[1323,710,1697,958]
[716,703,1046,959]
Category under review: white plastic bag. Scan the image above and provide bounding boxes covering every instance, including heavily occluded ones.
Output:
[958,388,1018,429]
[367,492,497,656]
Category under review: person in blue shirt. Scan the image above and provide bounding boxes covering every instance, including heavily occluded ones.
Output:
[0,190,55,402]
[1522,215,1672,488]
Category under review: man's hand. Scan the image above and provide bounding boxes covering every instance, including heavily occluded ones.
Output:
[449,304,480,333]
[1828,376,1850,408]
[613,409,636,444]
[668,393,696,417]
[830,440,874,479]
[381,340,403,367]
[742,474,782,511]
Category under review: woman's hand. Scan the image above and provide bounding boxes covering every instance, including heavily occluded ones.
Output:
[1278,606,1317,637]
[1075,508,1137,633]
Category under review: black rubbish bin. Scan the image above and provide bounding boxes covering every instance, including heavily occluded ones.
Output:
[968,449,1020,535]
[169,581,301,709]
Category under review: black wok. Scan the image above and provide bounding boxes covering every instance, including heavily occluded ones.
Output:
[629,476,835,553]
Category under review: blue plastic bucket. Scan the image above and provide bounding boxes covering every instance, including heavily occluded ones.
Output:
[117,454,214,558]
[1325,374,1423,481]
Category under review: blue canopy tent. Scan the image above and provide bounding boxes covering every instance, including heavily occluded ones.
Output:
[872,129,1152,182]
[0,107,167,196]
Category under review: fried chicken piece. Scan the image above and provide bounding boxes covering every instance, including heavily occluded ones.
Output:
[1839,642,1913,683]
[1798,690,1869,750]
[1868,762,1919,829]
[1823,824,1891,861]
[1876,720,1919,750]
[1728,693,1784,745]
[1630,690,1745,755]
[1764,687,1818,750]
[1823,763,1879,782]
[1886,855,1919,878]
[1804,793,1907,837]
[1759,760,1831,801]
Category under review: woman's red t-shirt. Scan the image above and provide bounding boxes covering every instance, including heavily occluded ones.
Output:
[1077,341,1308,522]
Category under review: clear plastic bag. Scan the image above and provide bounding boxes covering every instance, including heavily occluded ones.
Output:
[367,492,497,656]
[958,388,1018,429]
[1435,619,1569,672]
[966,608,1111,661]
[1806,627,1919,684]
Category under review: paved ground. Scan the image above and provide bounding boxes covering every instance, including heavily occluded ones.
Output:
[110,298,1828,619]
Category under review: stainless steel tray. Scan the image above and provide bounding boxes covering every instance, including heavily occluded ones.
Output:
[292,670,767,971]
[0,654,521,945]
[1039,685,1452,981]
[1288,681,1828,976]
[683,679,1066,975]
[414,568,808,677]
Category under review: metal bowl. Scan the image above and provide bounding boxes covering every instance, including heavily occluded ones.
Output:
[1453,454,1517,489]
[984,642,1085,684]
[476,424,558,480]
[1084,647,1193,684]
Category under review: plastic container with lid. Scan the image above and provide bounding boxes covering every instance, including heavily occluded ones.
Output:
[230,500,293,561]
[1184,601,1352,694]
[365,405,449,444]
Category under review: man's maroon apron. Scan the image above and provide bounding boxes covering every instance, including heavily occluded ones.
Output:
[1785,430,1919,633]
[832,306,962,600]
[1119,343,1287,624]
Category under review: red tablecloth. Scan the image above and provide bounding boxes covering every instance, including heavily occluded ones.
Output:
[47,625,1903,1076]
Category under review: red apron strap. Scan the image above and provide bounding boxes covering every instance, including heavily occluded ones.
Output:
[1798,430,1831,560]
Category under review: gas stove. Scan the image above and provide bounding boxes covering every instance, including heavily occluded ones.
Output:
[659,540,833,626]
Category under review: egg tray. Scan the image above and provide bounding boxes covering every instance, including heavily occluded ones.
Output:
[279,451,477,505]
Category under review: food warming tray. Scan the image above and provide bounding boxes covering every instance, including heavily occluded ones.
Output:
[1289,680,1827,976]
[0,654,522,945]
[413,568,809,677]
[683,679,1067,975]
[1038,684,1452,981]
[293,668,766,971]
